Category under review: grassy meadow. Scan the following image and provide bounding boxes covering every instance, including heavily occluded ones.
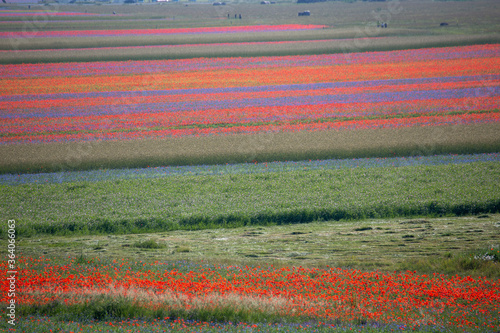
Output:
[3,33,499,64]
[18,214,500,279]
[1,0,500,331]
[2,0,499,33]
[2,161,500,237]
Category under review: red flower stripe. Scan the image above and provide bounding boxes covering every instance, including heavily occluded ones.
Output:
[0,44,499,144]
[1,57,497,96]
[3,44,498,79]
[2,78,497,111]
[1,257,498,330]
[1,113,498,144]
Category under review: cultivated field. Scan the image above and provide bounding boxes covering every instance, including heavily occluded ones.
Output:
[0,0,499,332]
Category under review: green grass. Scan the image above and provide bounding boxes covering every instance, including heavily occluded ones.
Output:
[2,33,499,64]
[0,28,413,51]
[2,162,499,238]
[0,314,454,333]
[133,239,166,249]
[2,0,499,35]
[20,214,500,278]
[15,294,293,325]
[9,214,499,332]
[1,0,499,63]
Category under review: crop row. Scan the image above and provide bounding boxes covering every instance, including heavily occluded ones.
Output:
[1,44,498,171]
[2,316,416,333]
[0,24,328,39]
[1,153,498,186]
[1,45,498,144]
[3,44,498,78]
[2,34,500,64]
[1,162,499,236]
[3,256,499,331]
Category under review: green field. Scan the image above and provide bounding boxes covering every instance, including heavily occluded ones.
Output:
[2,0,499,34]
[2,0,500,63]
[2,162,499,237]
[3,33,500,64]
[18,212,500,278]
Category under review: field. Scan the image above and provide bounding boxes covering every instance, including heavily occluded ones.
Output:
[1,0,500,332]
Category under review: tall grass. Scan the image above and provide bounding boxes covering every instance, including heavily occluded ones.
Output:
[0,28,410,51]
[1,161,499,237]
[2,0,499,34]
[19,291,293,324]
[400,247,500,279]
[2,34,499,64]
[1,124,499,175]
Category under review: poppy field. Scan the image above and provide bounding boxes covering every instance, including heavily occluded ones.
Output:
[1,44,499,144]
[1,255,500,332]
[1,0,500,331]
[1,43,500,174]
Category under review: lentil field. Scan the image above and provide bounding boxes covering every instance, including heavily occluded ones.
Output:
[0,0,499,332]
